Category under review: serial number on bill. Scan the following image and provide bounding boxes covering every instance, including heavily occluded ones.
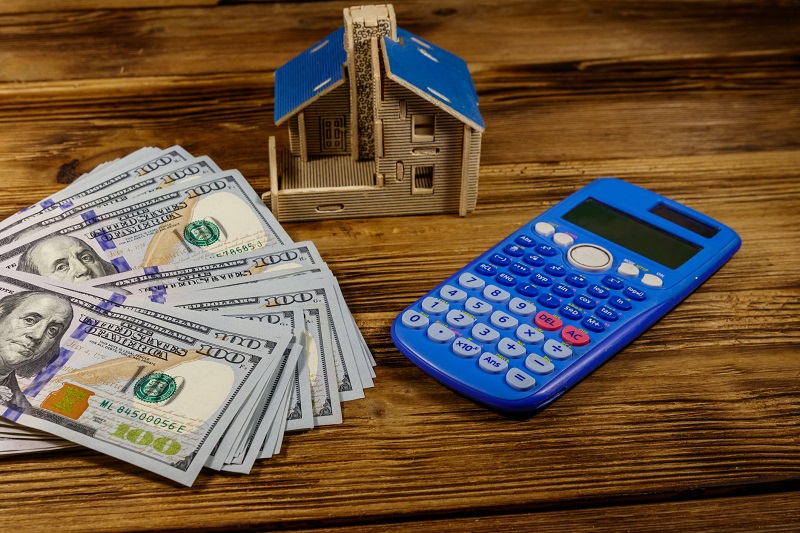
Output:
[99,400,186,433]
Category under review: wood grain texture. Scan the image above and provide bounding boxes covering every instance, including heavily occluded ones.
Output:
[0,1,797,531]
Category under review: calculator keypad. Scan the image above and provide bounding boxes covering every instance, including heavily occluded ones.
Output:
[395,222,655,404]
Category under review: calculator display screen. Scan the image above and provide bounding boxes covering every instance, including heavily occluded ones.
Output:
[562,198,702,269]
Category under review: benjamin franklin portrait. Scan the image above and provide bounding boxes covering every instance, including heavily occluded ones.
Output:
[17,235,117,283]
[0,291,73,411]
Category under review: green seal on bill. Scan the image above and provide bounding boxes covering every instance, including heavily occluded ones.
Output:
[183,220,221,246]
[134,372,178,403]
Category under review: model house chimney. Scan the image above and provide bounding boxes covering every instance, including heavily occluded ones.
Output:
[343,5,397,160]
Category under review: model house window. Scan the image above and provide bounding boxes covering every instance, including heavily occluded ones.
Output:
[320,116,346,152]
[412,114,435,142]
[412,165,434,194]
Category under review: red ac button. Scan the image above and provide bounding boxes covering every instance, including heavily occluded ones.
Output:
[561,326,591,346]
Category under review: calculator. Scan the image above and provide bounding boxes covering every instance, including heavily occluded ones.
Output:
[391,178,741,413]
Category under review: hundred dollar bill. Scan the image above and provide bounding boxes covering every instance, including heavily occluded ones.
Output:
[220,306,341,429]
[169,271,367,402]
[118,261,374,388]
[223,309,314,432]
[52,280,307,463]
[0,437,77,455]
[62,147,163,192]
[46,279,302,470]
[87,241,324,302]
[0,157,222,247]
[0,171,293,281]
[0,147,194,236]
[0,271,287,486]
[216,340,302,473]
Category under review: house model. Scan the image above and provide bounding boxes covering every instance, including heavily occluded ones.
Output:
[265,4,484,222]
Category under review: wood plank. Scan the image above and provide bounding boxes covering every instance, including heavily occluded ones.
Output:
[0,1,798,83]
[267,492,800,533]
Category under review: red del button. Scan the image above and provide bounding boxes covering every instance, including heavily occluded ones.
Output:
[534,311,563,331]
[561,326,591,346]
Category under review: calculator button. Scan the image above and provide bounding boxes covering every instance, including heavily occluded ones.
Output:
[515,324,545,344]
[535,244,558,257]
[479,353,508,374]
[506,368,536,391]
[534,222,555,237]
[566,274,588,288]
[453,338,482,358]
[602,275,625,290]
[582,316,606,333]
[427,323,455,343]
[597,306,620,321]
[515,235,535,247]
[490,253,511,267]
[490,310,519,329]
[642,274,663,288]
[495,272,517,287]
[508,297,536,316]
[534,311,563,331]
[544,264,567,277]
[509,262,532,276]
[567,244,613,273]
[531,272,553,287]
[525,354,555,375]
[574,294,596,309]
[523,254,545,267]
[553,232,574,247]
[517,283,539,298]
[472,323,500,343]
[464,297,492,315]
[497,338,526,358]
[617,262,640,278]
[543,339,572,360]
[483,285,511,303]
[587,284,610,299]
[458,272,486,290]
[475,263,497,277]
[561,326,591,346]
[623,286,647,301]
[440,285,468,302]
[537,294,560,309]
[559,305,583,321]
[552,283,575,298]
[446,310,475,329]
[402,309,429,329]
[608,295,632,311]
[422,297,449,314]
[503,244,525,257]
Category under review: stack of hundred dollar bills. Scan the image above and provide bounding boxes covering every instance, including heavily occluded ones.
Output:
[0,146,375,486]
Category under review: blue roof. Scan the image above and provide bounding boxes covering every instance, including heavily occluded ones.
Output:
[383,27,484,132]
[274,25,483,132]
[274,27,347,125]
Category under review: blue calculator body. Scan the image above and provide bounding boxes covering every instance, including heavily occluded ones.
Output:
[391,178,741,413]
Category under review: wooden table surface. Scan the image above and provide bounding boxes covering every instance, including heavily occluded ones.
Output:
[0,1,798,531]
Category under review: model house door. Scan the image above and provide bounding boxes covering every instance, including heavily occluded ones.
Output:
[321,117,346,152]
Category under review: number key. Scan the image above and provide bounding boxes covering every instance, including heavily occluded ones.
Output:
[483,284,510,303]
[440,284,467,302]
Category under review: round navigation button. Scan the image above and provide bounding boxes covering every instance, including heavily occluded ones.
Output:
[567,244,613,273]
